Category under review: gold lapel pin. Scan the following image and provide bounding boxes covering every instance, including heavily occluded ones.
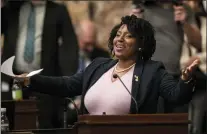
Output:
[134,75,139,82]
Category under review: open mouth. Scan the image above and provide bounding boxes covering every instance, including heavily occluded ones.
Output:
[115,43,125,49]
[116,45,123,49]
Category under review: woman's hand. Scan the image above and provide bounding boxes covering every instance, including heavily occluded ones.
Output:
[181,59,200,81]
[15,73,30,87]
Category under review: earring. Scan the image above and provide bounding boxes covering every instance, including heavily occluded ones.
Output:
[138,48,142,51]
[112,50,115,56]
[138,48,143,59]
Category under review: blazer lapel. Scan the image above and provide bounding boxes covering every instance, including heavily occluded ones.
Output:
[130,60,157,113]
[130,59,145,114]
[88,59,118,89]
[6,5,21,73]
[7,7,20,61]
[41,1,53,69]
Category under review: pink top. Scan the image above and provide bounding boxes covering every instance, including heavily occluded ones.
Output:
[84,65,135,115]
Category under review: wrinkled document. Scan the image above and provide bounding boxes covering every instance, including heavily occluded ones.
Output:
[1,56,43,78]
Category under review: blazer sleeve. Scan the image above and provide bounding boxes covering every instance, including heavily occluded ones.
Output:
[158,68,194,104]
[58,4,79,76]
[29,72,83,98]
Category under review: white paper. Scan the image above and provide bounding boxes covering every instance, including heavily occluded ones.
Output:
[27,69,43,77]
[1,56,16,77]
[1,56,43,78]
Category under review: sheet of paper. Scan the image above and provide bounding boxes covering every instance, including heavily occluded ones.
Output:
[1,56,43,78]
[27,69,43,77]
[1,56,16,77]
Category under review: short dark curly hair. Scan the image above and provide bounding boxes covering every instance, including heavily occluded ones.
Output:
[108,15,156,61]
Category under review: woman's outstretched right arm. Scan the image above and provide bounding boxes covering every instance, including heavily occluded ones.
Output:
[26,72,83,98]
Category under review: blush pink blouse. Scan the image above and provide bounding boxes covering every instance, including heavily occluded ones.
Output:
[84,65,135,115]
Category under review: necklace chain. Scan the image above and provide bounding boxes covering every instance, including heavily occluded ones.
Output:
[114,63,136,73]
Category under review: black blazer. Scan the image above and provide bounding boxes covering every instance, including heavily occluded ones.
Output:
[29,58,194,114]
[1,1,79,99]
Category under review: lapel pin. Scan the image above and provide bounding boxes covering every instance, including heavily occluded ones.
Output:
[134,75,139,82]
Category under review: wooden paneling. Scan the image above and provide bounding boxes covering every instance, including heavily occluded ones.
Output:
[2,100,38,130]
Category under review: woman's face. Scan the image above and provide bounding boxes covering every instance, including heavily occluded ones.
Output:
[113,25,137,60]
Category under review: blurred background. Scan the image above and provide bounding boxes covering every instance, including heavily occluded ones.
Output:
[1,0,206,134]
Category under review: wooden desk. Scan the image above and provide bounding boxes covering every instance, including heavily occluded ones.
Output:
[2,100,38,130]
[4,108,189,134]
[76,114,189,134]
[8,128,76,134]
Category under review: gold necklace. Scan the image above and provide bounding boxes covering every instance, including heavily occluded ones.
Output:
[114,63,136,73]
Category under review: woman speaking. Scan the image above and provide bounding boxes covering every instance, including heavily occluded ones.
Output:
[17,15,199,115]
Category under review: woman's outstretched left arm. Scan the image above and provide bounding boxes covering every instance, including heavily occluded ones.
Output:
[159,59,200,104]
